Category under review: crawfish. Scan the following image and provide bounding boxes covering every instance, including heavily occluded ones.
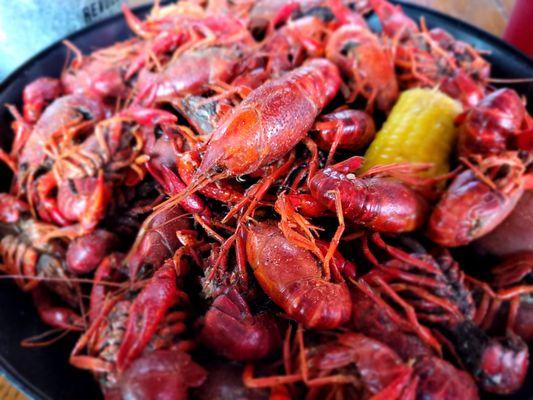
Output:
[313,108,375,156]
[0,218,82,330]
[192,58,340,183]
[124,204,197,280]
[350,283,480,399]
[370,0,489,107]
[456,88,530,157]
[246,221,351,329]
[309,156,429,233]
[427,152,527,247]
[43,107,175,237]
[122,1,252,77]
[201,287,282,361]
[326,23,399,111]
[245,328,417,400]
[61,39,142,101]
[135,43,252,104]
[199,228,283,362]
[22,77,63,123]
[66,229,118,274]
[471,252,533,342]
[15,94,106,191]
[363,235,529,394]
[71,264,206,399]
[0,218,77,302]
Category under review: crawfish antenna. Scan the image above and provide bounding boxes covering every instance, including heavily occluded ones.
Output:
[155,170,229,212]
[62,40,83,69]
[122,3,149,38]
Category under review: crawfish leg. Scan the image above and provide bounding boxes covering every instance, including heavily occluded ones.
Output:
[242,364,302,389]
[323,190,345,281]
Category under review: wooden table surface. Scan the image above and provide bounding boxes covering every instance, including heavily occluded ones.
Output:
[0,0,515,399]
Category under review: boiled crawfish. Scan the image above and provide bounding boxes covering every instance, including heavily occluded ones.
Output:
[362,234,529,394]
[428,152,529,247]
[70,264,206,399]
[370,0,490,107]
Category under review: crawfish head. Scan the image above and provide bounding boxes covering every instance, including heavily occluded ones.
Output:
[125,205,193,279]
[428,153,526,247]
[325,24,399,111]
[22,77,63,123]
[0,193,29,224]
[61,39,143,100]
[201,288,281,361]
[117,350,206,400]
[413,356,479,399]
[450,321,529,395]
[457,88,527,156]
[305,332,415,398]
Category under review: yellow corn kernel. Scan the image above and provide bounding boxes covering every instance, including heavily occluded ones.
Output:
[363,88,462,177]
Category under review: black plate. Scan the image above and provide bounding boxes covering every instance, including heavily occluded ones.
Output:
[0,2,532,400]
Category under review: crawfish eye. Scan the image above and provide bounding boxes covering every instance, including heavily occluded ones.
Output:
[494,163,510,180]
[302,6,335,22]
[68,179,78,195]
[75,107,93,121]
[155,125,164,139]
[251,27,266,42]
[340,41,359,56]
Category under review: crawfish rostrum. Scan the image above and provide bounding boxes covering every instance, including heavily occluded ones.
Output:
[0,0,532,399]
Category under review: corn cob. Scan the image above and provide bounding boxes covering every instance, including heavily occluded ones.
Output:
[362,88,462,177]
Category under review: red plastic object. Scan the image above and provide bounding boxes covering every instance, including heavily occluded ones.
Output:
[503,0,533,56]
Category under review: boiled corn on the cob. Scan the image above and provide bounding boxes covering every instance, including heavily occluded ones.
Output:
[363,88,462,177]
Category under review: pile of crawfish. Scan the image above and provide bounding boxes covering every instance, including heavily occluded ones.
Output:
[1,0,532,399]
